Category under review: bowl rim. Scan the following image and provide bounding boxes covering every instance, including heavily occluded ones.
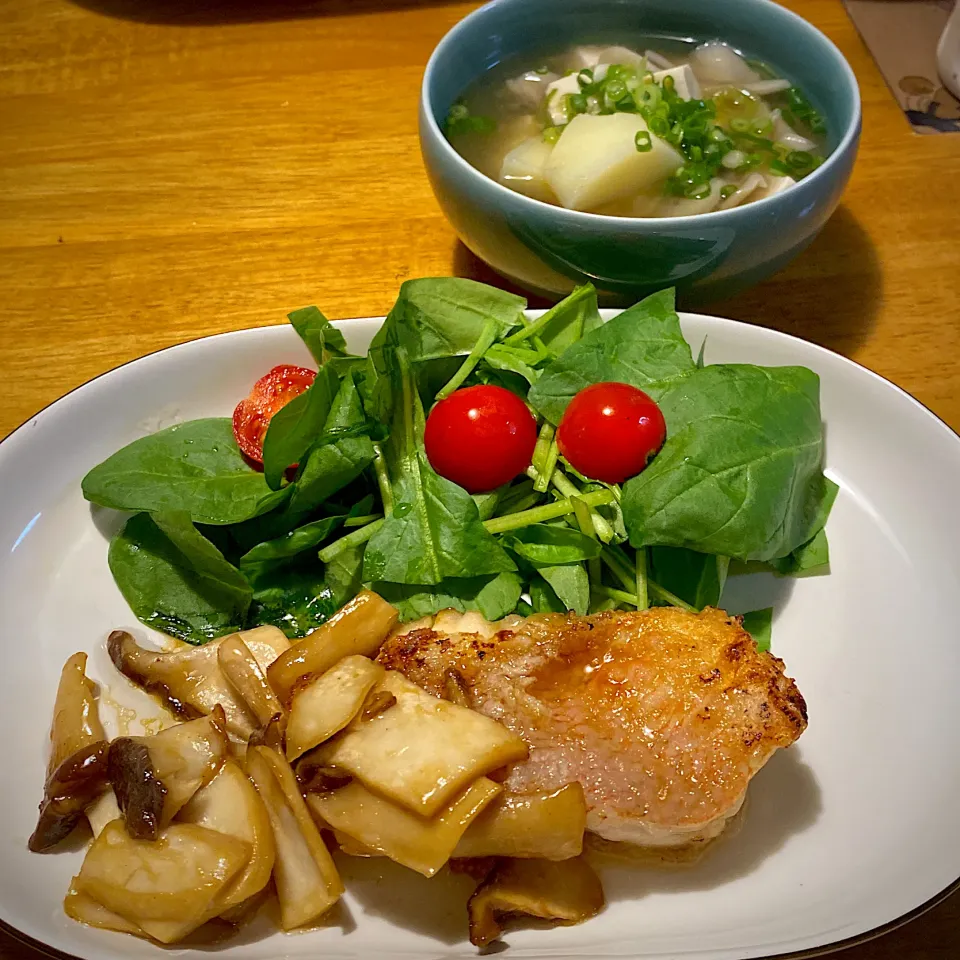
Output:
[420,0,862,226]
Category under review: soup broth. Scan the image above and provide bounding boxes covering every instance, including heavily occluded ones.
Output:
[445,39,828,218]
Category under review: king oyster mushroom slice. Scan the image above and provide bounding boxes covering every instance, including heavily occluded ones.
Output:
[108,708,230,839]
[29,652,110,852]
[467,855,605,947]
[107,626,289,740]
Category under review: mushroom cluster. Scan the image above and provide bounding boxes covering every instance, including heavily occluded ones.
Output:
[30,590,603,947]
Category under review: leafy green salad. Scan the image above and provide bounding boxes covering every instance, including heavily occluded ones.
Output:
[82,278,836,651]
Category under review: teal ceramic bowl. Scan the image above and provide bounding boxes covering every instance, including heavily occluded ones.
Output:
[419,0,861,305]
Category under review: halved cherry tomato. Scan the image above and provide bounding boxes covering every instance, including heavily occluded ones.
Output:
[232,364,316,464]
[557,382,666,484]
[424,384,538,493]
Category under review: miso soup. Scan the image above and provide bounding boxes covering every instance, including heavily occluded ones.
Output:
[445,40,828,217]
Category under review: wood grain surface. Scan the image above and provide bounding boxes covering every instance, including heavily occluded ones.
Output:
[1,0,958,957]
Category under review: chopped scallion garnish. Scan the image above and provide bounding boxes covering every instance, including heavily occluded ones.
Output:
[635,129,653,153]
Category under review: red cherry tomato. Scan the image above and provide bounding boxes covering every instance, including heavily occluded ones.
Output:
[232,364,316,464]
[557,382,666,484]
[424,384,538,493]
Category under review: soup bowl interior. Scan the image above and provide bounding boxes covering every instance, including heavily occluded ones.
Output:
[420,0,861,304]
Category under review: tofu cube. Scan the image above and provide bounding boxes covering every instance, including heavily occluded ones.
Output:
[651,65,702,101]
[544,112,684,212]
[758,174,797,198]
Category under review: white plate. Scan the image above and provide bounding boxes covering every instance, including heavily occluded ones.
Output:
[2,312,959,960]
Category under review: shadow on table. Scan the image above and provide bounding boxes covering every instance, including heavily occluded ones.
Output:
[713,205,882,357]
[67,0,455,24]
[453,204,881,357]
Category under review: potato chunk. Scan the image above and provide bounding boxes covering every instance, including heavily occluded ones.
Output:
[177,759,275,912]
[286,656,384,760]
[454,783,586,860]
[267,591,398,705]
[500,137,555,202]
[308,777,501,877]
[73,820,250,943]
[317,671,527,816]
[245,746,343,930]
[544,113,683,211]
[467,855,605,947]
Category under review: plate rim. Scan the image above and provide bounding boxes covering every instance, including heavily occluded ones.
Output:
[3,312,960,960]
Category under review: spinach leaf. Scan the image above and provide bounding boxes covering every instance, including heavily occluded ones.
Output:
[529,575,567,614]
[503,524,603,566]
[238,514,344,567]
[472,489,503,521]
[288,306,349,365]
[483,345,542,386]
[324,543,366,609]
[622,364,830,562]
[366,278,526,422]
[539,562,590,615]
[769,527,830,575]
[528,288,694,424]
[363,350,515,585]
[83,419,289,525]
[262,365,339,490]
[246,559,337,639]
[650,547,729,609]
[289,436,375,515]
[109,512,251,644]
[374,571,522,622]
[529,283,603,356]
[767,477,837,574]
[740,607,773,652]
[282,374,378,516]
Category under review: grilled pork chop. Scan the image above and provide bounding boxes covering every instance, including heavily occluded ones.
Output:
[378,607,807,847]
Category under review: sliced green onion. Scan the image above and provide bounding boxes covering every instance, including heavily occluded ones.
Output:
[635,81,661,110]
[648,114,669,137]
[605,78,627,102]
[729,117,752,134]
[535,65,550,75]
[634,129,653,153]
[662,74,676,94]
[576,68,594,89]
[685,181,711,200]
[542,125,563,144]
[720,184,737,200]
[786,149,815,170]
[568,93,588,115]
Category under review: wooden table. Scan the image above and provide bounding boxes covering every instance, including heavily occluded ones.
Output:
[1,0,958,957]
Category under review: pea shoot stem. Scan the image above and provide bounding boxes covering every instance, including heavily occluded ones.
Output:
[435,319,500,401]
[318,518,383,563]
[483,489,615,534]
[549,468,614,542]
[372,443,394,517]
[502,285,593,347]
[635,547,649,611]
